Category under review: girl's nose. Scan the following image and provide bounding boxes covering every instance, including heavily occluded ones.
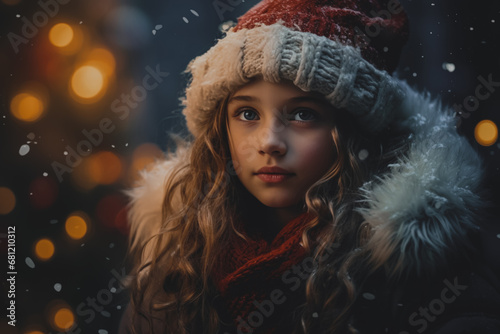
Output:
[257,117,287,156]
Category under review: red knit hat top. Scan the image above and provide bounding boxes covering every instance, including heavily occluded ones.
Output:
[234,0,409,73]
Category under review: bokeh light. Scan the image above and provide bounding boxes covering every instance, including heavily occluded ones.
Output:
[25,331,44,334]
[35,238,55,261]
[29,177,58,210]
[10,93,45,122]
[96,194,128,234]
[70,65,105,100]
[475,119,498,146]
[53,307,75,331]
[49,23,74,47]
[88,151,123,185]
[71,158,99,192]
[87,48,116,76]
[71,152,122,191]
[130,143,163,181]
[0,187,16,214]
[65,213,89,240]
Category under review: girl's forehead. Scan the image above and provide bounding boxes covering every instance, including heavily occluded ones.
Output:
[230,78,327,104]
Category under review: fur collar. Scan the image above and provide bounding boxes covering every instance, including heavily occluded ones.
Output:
[126,80,484,279]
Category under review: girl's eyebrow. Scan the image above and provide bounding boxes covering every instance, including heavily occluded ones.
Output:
[228,95,259,104]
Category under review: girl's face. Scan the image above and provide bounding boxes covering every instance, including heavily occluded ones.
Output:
[226,79,337,210]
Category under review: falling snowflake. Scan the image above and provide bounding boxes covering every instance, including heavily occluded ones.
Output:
[362,292,376,300]
[442,62,455,72]
[152,24,163,35]
[54,283,62,292]
[358,149,369,161]
[19,144,30,156]
[183,9,199,23]
[25,257,35,268]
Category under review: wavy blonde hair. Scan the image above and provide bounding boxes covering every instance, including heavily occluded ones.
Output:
[127,87,403,333]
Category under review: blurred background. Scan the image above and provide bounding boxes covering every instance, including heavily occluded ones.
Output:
[0,0,499,333]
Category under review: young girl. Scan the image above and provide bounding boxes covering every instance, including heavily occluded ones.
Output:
[119,0,500,333]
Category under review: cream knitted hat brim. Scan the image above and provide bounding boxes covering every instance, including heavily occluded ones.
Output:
[181,23,406,137]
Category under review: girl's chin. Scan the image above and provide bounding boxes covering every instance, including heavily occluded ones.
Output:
[255,196,303,210]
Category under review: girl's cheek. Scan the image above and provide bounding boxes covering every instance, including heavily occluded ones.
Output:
[292,131,335,160]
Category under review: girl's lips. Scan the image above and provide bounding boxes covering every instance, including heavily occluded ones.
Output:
[256,173,293,183]
[255,167,295,183]
[256,166,293,174]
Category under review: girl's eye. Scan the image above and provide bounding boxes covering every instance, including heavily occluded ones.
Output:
[292,109,317,122]
[237,109,259,121]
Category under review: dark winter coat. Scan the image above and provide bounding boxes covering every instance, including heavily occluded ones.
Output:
[119,80,500,333]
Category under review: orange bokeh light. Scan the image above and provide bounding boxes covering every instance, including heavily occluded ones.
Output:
[49,23,74,47]
[71,65,105,100]
[87,151,122,185]
[35,238,55,260]
[65,213,89,240]
[87,48,116,76]
[10,93,45,122]
[130,143,163,180]
[475,120,498,146]
[0,187,16,214]
[53,308,74,331]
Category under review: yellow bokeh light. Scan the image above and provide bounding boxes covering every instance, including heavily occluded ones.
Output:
[88,48,116,76]
[0,187,16,214]
[49,23,74,48]
[87,151,122,185]
[10,93,45,122]
[131,143,163,173]
[71,158,98,192]
[53,308,74,330]
[25,331,44,334]
[65,214,88,240]
[35,238,55,260]
[475,119,498,146]
[71,65,104,100]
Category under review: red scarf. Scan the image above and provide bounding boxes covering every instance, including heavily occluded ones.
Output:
[211,212,317,334]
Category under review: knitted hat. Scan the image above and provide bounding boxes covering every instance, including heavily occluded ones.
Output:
[182,0,410,137]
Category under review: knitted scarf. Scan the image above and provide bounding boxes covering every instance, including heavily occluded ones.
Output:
[211,212,317,334]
